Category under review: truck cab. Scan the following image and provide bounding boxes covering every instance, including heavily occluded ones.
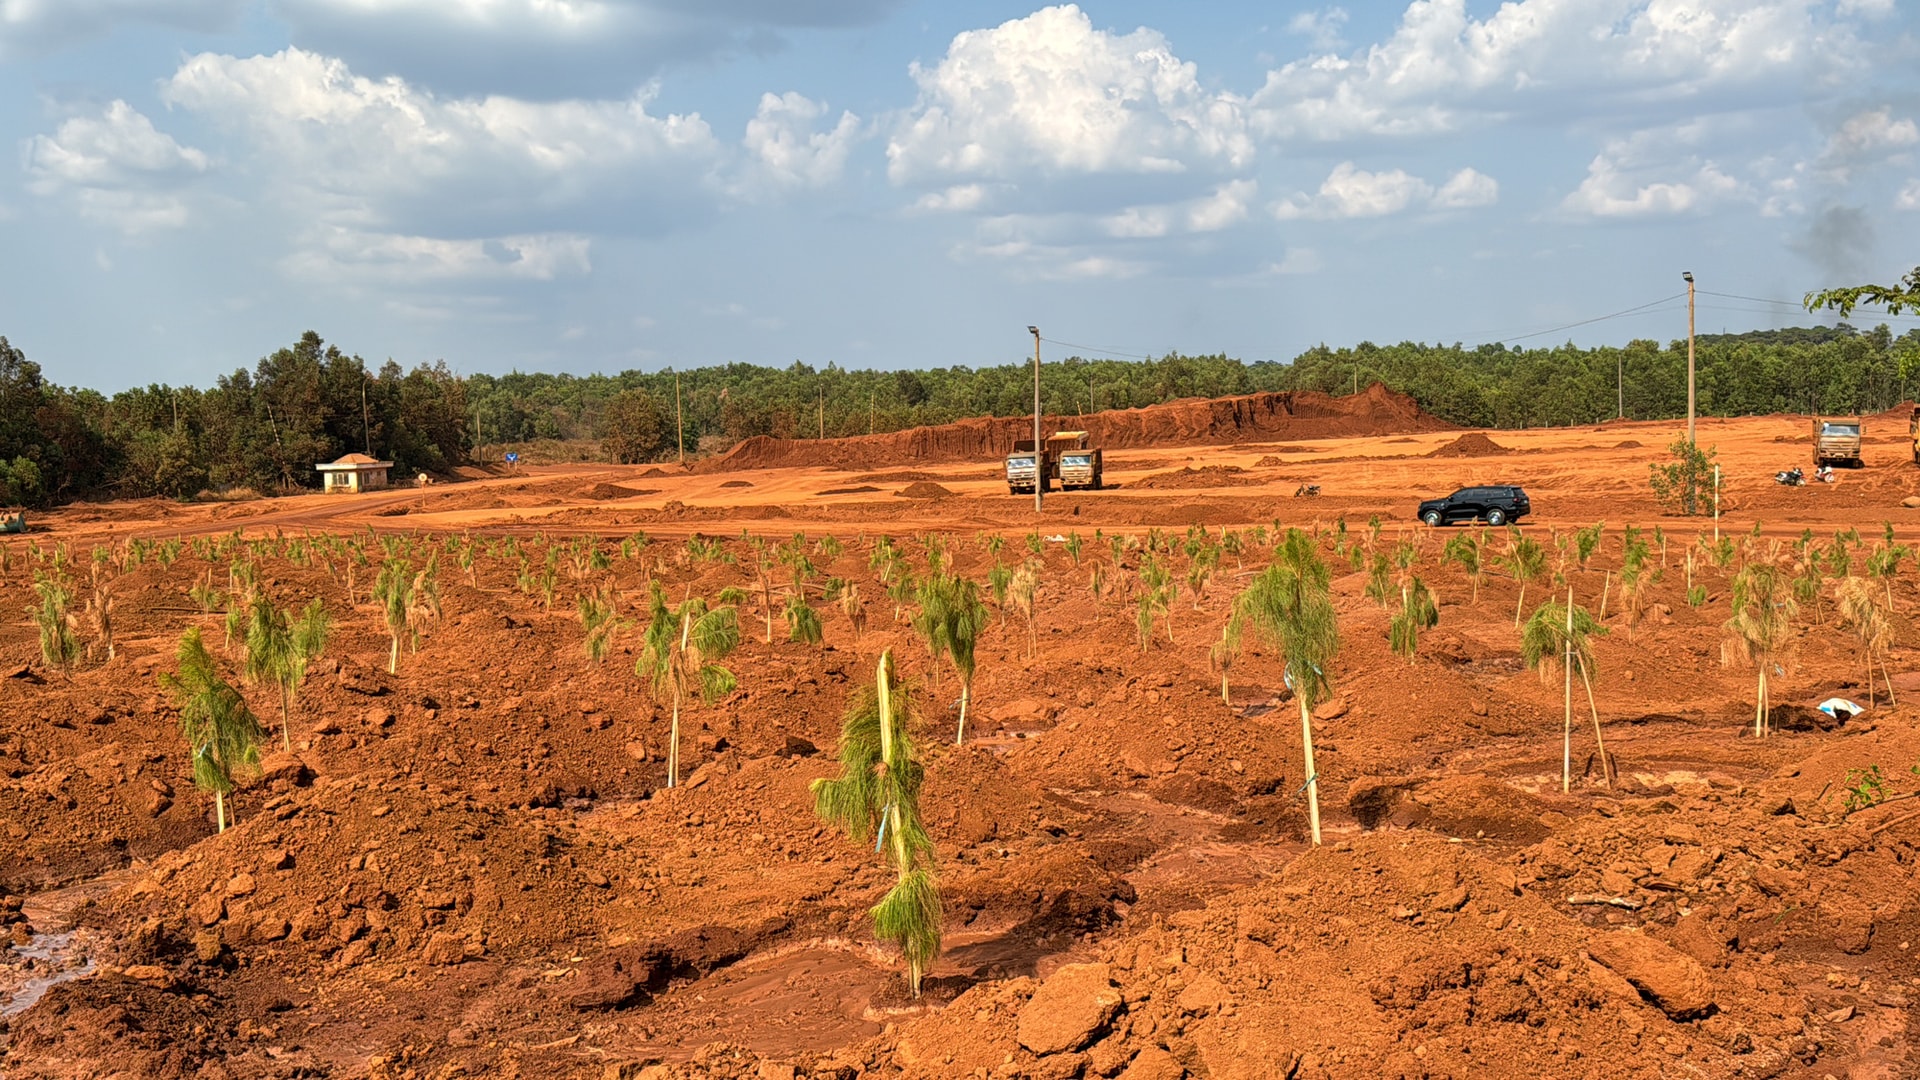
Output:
[1812,416,1863,468]
[1047,431,1103,491]
[1006,440,1049,494]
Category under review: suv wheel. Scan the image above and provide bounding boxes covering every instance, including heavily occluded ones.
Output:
[1421,510,1442,527]
[1486,508,1507,527]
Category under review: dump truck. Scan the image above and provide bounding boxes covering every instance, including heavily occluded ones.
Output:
[1909,406,1920,465]
[1049,431,1103,490]
[1005,440,1050,494]
[1006,433,1104,494]
[0,511,21,535]
[1812,416,1863,468]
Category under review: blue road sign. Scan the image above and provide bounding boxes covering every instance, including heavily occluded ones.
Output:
[505,452,519,464]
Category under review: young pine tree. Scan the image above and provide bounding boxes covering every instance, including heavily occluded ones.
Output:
[1521,592,1609,792]
[636,583,742,787]
[162,627,266,832]
[1234,529,1339,845]
[785,590,824,646]
[373,560,439,674]
[243,593,331,753]
[1497,535,1548,627]
[29,571,81,673]
[1723,562,1796,739]
[912,572,990,744]
[1835,576,1895,709]
[811,650,942,996]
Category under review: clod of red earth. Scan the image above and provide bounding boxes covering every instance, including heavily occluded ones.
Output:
[1586,932,1718,1019]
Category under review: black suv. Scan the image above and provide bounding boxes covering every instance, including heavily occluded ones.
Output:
[1418,485,1530,527]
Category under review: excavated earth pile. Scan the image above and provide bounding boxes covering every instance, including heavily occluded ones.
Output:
[703,383,1453,473]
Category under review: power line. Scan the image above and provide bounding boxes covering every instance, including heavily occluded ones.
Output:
[1482,292,1688,345]
[1700,289,1920,323]
[1038,336,1157,361]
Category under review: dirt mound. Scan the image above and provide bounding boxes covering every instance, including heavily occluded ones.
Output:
[1427,431,1511,458]
[640,467,673,478]
[895,481,954,499]
[1130,465,1259,490]
[1614,440,1644,449]
[719,479,752,488]
[581,483,657,500]
[701,383,1452,473]
[815,486,881,496]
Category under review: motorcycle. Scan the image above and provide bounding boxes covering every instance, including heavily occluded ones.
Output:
[1813,465,1837,483]
[1774,468,1805,486]
[1294,483,1321,498]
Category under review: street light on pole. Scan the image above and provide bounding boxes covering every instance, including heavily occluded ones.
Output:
[1029,326,1043,513]
[1683,271,1696,447]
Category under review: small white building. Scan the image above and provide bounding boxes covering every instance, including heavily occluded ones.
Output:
[317,453,393,493]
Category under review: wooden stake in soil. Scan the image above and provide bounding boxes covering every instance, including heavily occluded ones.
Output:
[1563,587,1573,794]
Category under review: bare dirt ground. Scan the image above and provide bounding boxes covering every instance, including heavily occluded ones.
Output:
[4,408,1920,1080]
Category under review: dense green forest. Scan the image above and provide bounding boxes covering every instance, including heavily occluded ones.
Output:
[3,322,1917,505]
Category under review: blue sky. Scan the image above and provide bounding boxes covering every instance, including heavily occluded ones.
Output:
[3,1,1919,392]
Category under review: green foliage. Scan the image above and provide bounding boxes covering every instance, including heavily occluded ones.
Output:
[1805,266,1920,317]
[1136,553,1174,649]
[1442,532,1485,603]
[1362,550,1393,609]
[1649,439,1717,516]
[1236,530,1338,710]
[373,559,438,674]
[1688,584,1708,608]
[810,652,941,995]
[601,388,671,463]
[243,591,331,751]
[1573,523,1604,567]
[161,627,265,832]
[785,591,824,645]
[1496,536,1548,625]
[1723,562,1796,739]
[912,571,990,742]
[1389,577,1439,661]
[577,583,622,663]
[29,570,81,672]
[1064,532,1084,567]
[1520,599,1606,682]
[1839,765,1888,813]
[635,582,741,786]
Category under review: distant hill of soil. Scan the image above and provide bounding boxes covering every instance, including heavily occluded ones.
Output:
[699,383,1453,474]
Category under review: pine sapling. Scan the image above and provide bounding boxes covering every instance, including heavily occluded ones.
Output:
[811,650,942,995]
[912,572,989,743]
[162,627,265,832]
[29,571,81,673]
[636,583,741,787]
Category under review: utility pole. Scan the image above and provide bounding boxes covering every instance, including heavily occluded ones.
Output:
[869,387,875,435]
[818,386,825,440]
[362,366,372,455]
[675,370,685,467]
[1683,271,1696,446]
[1029,326,1043,513]
[1617,352,1624,420]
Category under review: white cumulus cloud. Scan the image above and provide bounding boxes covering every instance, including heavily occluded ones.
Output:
[1822,106,1919,166]
[1898,180,1920,211]
[741,91,861,191]
[24,100,210,232]
[1251,0,1863,142]
[887,4,1252,184]
[1561,154,1746,218]
[1272,162,1491,219]
[162,47,720,236]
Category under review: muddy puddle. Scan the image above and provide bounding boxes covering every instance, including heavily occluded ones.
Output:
[1,867,142,1023]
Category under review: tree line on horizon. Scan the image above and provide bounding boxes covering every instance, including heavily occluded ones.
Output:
[3,321,1917,506]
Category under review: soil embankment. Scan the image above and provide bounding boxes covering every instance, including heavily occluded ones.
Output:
[702,383,1452,473]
